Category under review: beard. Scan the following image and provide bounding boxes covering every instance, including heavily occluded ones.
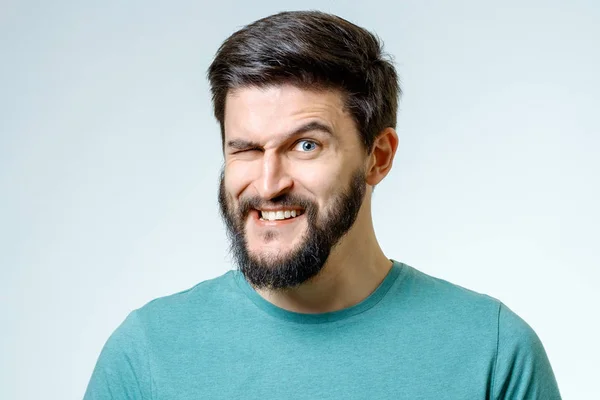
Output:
[218,167,367,290]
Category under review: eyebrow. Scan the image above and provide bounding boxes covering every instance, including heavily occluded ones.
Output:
[226,121,334,150]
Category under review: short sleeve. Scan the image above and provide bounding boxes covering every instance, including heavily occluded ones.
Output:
[491,302,561,400]
[83,311,153,400]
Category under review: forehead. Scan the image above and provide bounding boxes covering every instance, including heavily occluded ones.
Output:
[223,85,353,141]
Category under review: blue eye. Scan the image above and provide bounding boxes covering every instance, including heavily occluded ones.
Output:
[295,140,318,152]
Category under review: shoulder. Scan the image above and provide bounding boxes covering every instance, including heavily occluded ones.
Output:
[396,262,550,344]
[133,270,239,328]
[496,301,541,349]
[397,263,543,340]
[395,262,503,320]
[88,270,239,365]
[84,272,239,399]
[491,302,561,399]
[391,262,551,349]
[394,262,561,398]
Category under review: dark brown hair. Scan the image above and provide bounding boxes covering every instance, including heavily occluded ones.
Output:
[207,10,400,152]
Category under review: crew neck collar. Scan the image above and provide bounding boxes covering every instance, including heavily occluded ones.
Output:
[234,260,404,324]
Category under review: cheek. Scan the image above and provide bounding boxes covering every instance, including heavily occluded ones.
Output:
[225,161,255,197]
[290,162,345,201]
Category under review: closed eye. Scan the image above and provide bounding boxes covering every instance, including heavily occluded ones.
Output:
[231,147,262,155]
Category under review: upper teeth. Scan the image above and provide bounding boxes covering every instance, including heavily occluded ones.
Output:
[260,210,302,221]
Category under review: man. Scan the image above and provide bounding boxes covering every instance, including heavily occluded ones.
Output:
[84,11,561,399]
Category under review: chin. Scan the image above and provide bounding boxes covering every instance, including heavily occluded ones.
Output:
[247,233,300,250]
[249,246,292,261]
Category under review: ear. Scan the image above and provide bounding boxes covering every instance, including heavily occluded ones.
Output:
[365,127,399,186]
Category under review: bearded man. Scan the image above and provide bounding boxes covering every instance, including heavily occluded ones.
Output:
[84,10,561,399]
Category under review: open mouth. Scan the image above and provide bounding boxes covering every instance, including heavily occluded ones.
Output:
[257,209,305,221]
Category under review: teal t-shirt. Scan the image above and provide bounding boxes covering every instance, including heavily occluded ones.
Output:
[84,261,561,399]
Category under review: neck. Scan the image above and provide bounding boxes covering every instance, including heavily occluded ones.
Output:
[254,200,392,314]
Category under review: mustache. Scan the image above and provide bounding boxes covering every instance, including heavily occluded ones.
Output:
[238,194,317,218]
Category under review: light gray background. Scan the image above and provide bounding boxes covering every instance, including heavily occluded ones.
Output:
[1,0,598,399]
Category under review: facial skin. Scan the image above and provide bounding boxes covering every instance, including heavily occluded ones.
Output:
[219,84,398,306]
[219,166,366,290]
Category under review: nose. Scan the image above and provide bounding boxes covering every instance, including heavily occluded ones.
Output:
[255,151,293,200]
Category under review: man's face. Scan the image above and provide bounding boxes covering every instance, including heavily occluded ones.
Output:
[218,85,368,290]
